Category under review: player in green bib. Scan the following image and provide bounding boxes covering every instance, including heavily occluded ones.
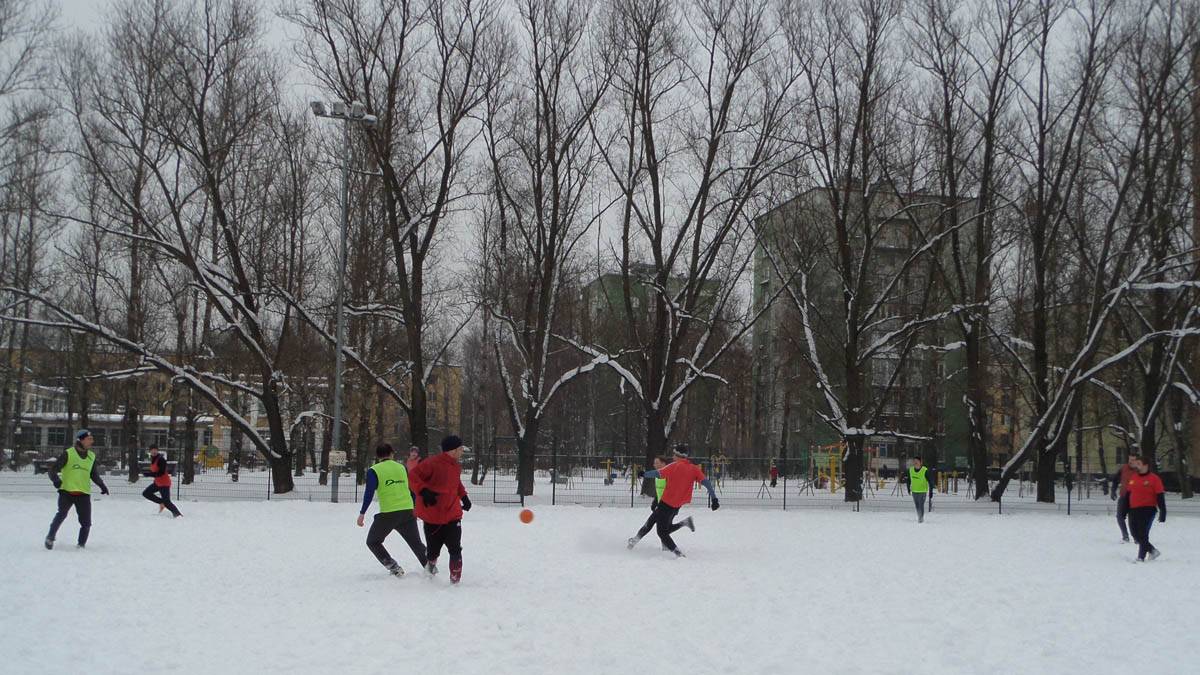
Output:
[627,456,693,549]
[356,443,429,577]
[45,430,109,550]
[907,456,932,523]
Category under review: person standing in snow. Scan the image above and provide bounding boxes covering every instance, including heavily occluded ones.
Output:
[627,456,669,549]
[908,456,932,523]
[631,445,718,558]
[1124,456,1166,562]
[410,435,471,584]
[357,443,428,577]
[769,460,779,488]
[1110,453,1138,543]
[406,446,421,472]
[141,445,182,517]
[45,430,109,550]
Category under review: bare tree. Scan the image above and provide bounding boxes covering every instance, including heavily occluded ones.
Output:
[906,0,1030,498]
[578,0,798,480]
[989,0,1198,501]
[282,0,503,452]
[480,0,613,495]
[3,0,311,493]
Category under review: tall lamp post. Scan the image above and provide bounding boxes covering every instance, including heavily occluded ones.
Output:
[310,99,377,503]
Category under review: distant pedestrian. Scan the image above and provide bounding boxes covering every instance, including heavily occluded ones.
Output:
[45,430,109,550]
[1124,456,1166,562]
[908,456,931,523]
[769,460,779,488]
[406,446,421,473]
[141,445,182,517]
[410,435,472,584]
[1110,453,1138,543]
[357,443,428,577]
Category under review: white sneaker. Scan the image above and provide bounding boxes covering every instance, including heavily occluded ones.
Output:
[627,537,640,550]
[387,563,405,577]
[1148,550,1161,561]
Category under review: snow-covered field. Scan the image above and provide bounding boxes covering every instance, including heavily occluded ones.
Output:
[1,495,1196,675]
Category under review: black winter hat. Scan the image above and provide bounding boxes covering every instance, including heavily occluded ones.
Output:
[672,444,689,458]
[440,435,463,452]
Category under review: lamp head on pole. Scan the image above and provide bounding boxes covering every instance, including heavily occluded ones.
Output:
[331,101,347,117]
[309,100,327,117]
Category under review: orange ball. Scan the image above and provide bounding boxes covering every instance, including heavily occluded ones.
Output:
[519,508,534,524]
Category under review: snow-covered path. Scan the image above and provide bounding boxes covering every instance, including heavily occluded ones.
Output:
[1,497,1195,675]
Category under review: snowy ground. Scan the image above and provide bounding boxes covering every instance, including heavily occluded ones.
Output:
[1,496,1197,675]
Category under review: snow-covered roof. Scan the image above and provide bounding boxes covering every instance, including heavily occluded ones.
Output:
[19,413,215,425]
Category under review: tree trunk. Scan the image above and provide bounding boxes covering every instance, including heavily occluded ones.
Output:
[124,401,140,483]
[516,416,540,497]
[966,330,990,499]
[229,415,242,483]
[319,416,331,486]
[642,408,670,497]
[1171,387,1192,498]
[292,418,305,477]
[842,435,864,502]
[183,406,196,484]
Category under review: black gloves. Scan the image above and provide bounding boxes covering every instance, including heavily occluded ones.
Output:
[51,477,61,489]
[637,470,645,479]
[461,494,472,511]
[101,486,110,495]
[420,488,438,507]
[650,499,658,511]
[1110,491,1117,501]
[142,471,153,478]
[710,498,720,511]
[1159,513,1166,523]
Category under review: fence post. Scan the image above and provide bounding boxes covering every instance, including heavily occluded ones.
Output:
[552,445,557,507]
[630,463,635,508]
[783,470,787,511]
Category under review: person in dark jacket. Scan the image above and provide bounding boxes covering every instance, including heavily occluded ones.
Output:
[1110,453,1138,543]
[357,444,428,577]
[141,445,182,517]
[410,435,471,584]
[1124,455,1166,562]
[45,430,109,550]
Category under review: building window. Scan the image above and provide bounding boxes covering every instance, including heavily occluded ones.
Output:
[203,429,213,446]
[92,429,107,447]
[47,427,67,447]
[153,430,170,448]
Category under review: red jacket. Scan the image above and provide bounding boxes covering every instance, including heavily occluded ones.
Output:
[409,453,468,524]
[659,459,707,508]
[1126,471,1164,509]
[150,455,172,488]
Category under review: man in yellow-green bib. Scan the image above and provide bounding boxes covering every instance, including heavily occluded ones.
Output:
[908,456,932,524]
[356,443,429,577]
[45,430,109,550]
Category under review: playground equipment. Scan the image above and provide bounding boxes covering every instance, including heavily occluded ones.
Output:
[602,457,615,486]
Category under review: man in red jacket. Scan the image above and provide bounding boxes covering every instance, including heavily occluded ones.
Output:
[410,435,472,584]
[142,445,182,517]
[1125,455,1166,562]
[636,444,718,558]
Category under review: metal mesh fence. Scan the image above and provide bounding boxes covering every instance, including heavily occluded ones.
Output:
[5,452,1200,517]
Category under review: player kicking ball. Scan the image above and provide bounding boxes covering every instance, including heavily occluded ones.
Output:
[628,445,718,558]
